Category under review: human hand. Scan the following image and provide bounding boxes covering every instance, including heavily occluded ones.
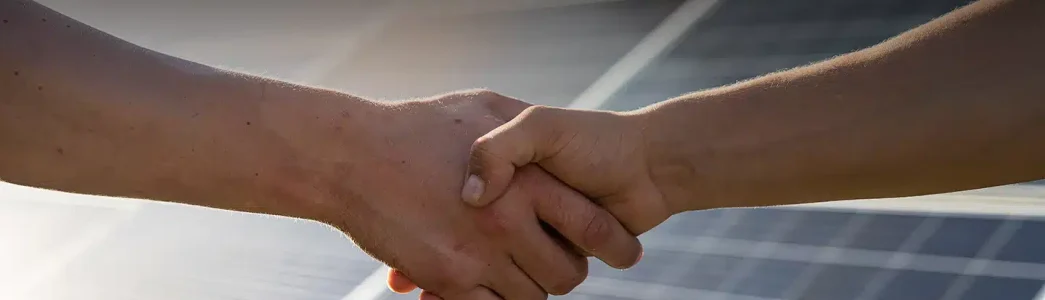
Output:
[387,163,645,299]
[459,106,686,237]
[271,91,641,299]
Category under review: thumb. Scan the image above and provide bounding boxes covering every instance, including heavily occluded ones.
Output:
[461,106,560,207]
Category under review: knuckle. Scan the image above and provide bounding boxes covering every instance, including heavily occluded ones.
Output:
[521,105,553,121]
[582,210,614,251]
[470,137,496,158]
[428,258,478,293]
[471,135,511,167]
[469,139,491,163]
[543,187,574,229]
[468,139,504,178]
[548,266,587,295]
[517,106,568,153]
[474,206,513,236]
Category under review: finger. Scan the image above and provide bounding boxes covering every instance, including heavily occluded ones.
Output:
[540,221,593,257]
[462,106,562,207]
[520,166,643,269]
[508,204,588,295]
[485,258,547,300]
[388,268,418,294]
[599,185,671,236]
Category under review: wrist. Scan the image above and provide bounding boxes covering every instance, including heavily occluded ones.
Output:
[175,74,391,224]
[624,104,711,214]
[246,84,393,224]
[628,91,751,213]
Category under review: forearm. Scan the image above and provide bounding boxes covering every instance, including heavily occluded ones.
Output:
[639,0,1045,210]
[0,0,380,220]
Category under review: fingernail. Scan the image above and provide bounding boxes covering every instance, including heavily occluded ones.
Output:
[620,249,643,269]
[461,174,485,205]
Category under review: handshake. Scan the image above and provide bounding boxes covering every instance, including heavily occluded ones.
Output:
[6,1,1042,299]
[303,89,697,300]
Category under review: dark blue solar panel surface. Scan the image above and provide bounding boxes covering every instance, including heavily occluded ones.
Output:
[995,221,1045,264]
[918,217,1001,258]
[541,207,1045,300]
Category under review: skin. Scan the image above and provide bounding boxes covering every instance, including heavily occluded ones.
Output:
[0,1,645,299]
[393,0,1045,294]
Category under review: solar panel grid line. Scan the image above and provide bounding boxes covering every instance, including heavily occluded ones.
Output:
[938,218,1025,300]
[779,214,874,300]
[645,236,795,262]
[710,211,807,299]
[851,217,946,300]
[573,276,779,300]
[912,253,1038,280]
[974,260,1045,281]
[779,204,1045,223]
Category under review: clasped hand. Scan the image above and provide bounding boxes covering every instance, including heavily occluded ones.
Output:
[348,90,683,300]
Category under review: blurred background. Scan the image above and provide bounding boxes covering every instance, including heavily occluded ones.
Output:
[3,0,1044,299]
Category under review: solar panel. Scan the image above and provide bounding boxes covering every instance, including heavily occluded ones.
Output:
[372,199,1045,300]
[553,207,1045,300]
